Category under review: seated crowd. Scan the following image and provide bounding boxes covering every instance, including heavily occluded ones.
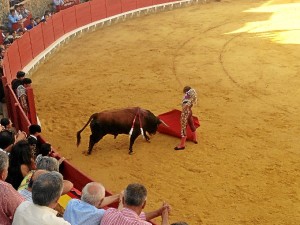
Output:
[0,120,187,225]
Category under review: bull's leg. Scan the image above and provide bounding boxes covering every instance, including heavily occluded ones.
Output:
[144,133,150,142]
[129,132,139,155]
[88,133,103,155]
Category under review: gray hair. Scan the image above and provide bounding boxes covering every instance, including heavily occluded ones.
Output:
[0,151,9,173]
[36,156,59,172]
[124,183,147,207]
[32,171,63,206]
[81,182,105,206]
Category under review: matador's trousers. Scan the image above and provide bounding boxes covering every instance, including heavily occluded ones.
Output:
[180,105,196,137]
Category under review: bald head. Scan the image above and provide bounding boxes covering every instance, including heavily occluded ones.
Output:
[28,170,48,189]
[81,182,105,207]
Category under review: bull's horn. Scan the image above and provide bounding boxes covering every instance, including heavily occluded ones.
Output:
[159,119,169,127]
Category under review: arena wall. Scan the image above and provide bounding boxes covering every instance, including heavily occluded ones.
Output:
[1,0,210,195]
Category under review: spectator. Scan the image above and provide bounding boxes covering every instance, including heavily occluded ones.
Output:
[27,124,42,157]
[16,77,32,115]
[41,14,50,23]
[19,4,30,19]
[18,169,47,201]
[3,40,12,49]
[26,18,37,30]
[64,182,121,225]
[0,151,25,225]
[6,140,36,190]
[0,130,14,153]
[12,171,71,225]
[14,5,23,20]
[35,17,41,25]
[35,143,59,163]
[0,129,27,154]
[18,156,72,196]
[100,183,170,225]
[0,47,4,60]
[0,118,14,132]
[7,9,19,31]
[53,0,64,12]
[12,70,26,93]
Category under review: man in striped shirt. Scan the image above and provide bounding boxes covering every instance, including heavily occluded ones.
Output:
[101,183,170,225]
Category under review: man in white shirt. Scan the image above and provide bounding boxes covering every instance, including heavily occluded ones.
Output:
[12,171,71,225]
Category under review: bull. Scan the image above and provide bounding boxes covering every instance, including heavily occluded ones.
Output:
[76,107,168,155]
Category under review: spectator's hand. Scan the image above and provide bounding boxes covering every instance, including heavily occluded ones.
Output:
[158,202,171,216]
[58,157,65,165]
[15,130,27,143]
[161,202,170,225]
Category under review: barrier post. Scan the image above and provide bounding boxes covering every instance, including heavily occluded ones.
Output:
[27,87,38,125]
[13,103,20,131]
[2,76,12,119]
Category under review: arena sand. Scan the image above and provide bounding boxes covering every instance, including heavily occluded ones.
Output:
[31,0,300,224]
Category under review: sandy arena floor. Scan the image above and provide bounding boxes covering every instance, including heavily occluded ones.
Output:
[31,0,300,224]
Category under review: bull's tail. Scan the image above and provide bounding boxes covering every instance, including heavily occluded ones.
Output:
[77,113,96,147]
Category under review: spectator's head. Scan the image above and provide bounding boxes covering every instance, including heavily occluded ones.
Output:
[36,156,59,172]
[0,130,15,150]
[35,17,41,24]
[44,10,51,16]
[3,40,11,48]
[0,151,9,181]
[10,9,15,15]
[81,182,105,207]
[40,143,52,156]
[0,118,13,129]
[17,71,26,79]
[19,4,25,10]
[30,18,35,25]
[22,78,32,87]
[44,14,50,22]
[28,169,47,189]
[183,86,191,94]
[29,124,41,135]
[32,171,63,208]
[9,140,33,167]
[171,223,188,225]
[14,5,20,12]
[124,183,147,208]
[0,48,5,58]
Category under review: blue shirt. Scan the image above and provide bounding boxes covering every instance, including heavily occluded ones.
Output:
[64,199,105,225]
[8,14,19,28]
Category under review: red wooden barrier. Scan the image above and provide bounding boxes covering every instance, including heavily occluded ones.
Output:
[121,0,137,12]
[6,42,22,81]
[52,13,65,40]
[29,25,45,58]
[17,32,34,68]
[152,0,169,4]
[0,30,3,44]
[106,0,122,17]
[2,52,12,83]
[62,7,77,33]
[90,0,107,22]
[41,18,55,49]
[75,2,92,28]
[136,0,153,8]
[27,87,38,125]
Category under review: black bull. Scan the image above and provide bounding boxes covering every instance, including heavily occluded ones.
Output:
[76,107,168,154]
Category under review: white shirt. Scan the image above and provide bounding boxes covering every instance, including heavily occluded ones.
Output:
[12,201,71,225]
